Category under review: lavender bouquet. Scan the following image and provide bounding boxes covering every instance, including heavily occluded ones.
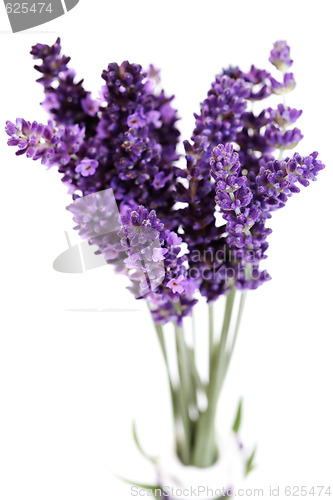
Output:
[5,39,325,497]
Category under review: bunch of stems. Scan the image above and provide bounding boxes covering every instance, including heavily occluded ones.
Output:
[153,288,246,468]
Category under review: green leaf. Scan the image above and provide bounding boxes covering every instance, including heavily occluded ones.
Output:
[232,398,243,434]
[246,446,257,475]
[132,420,157,464]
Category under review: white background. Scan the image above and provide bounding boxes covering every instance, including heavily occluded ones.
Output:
[0,1,333,499]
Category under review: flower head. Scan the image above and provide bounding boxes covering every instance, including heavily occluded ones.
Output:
[166,275,186,294]
[269,40,293,71]
[75,158,99,177]
[211,144,325,291]
[127,110,146,129]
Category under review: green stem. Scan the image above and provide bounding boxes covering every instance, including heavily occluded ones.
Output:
[192,288,236,467]
[229,292,246,363]
[188,348,205,395]
[208,303,214,381]
[149,313,184,460]
[216,291,247,397]
[189,309,203,399]
[154,321,167,363]
[175,323,193,465]
[153,321,179,419]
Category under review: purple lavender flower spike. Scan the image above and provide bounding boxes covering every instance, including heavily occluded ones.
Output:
[5,118,85,167]
[5,38,325,312]
[67,195,197,323]
[211,144,325,292]
[173,74,251,300]
[8,39,181,222]
[255,152,325,208]
[121,207,198,323]
[31,38,97,130]
[30,37,70,84]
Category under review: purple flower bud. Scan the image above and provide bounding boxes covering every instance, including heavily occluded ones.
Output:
[269,41,293,71]
[81,93,100,116]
